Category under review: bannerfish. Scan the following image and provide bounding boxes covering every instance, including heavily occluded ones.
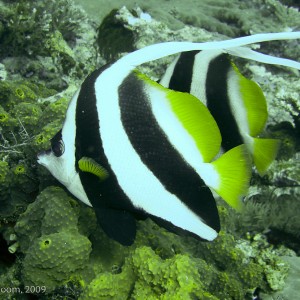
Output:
[38,32,300,245]
[159,50,279,175]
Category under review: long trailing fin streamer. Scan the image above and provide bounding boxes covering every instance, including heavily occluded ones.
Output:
[226,47,300,69]
[115,31,300,70]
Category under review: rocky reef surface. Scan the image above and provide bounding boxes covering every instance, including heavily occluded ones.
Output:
[0,0,299,299]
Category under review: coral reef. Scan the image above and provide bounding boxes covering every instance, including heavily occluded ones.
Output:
[238,154,300,253]
[261,255,300,300]
[76,0,300,35]
[0,0,99,89]
[14,187,92,292]
[0,79,68,222]
[9,187,293,299]
[0,0,299,299]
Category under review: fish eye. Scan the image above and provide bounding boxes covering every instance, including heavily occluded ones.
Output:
[51,140,65,157]
[50,129,64,157]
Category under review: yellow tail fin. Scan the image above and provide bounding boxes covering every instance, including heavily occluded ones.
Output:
[210,145,251,211]
[252,138,279,176]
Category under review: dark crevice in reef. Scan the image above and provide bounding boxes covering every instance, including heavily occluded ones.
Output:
[0,233,16,267]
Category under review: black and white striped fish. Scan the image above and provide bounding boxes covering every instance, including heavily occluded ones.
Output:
[160,50,280,175]
[37,32,300,245]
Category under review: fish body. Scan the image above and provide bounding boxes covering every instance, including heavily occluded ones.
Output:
[37,33,300,245]
[160,50,279,175]
[38,65,250,245]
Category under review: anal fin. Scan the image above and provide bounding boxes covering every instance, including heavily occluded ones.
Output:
[94,207,136,246]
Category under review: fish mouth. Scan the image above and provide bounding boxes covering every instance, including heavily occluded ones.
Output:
[37,149,51,164]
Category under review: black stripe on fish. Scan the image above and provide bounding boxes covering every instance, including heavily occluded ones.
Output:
[206,54,243,151]
[168,51,198,93]
[75,65,139,245]
[118,72,220,234]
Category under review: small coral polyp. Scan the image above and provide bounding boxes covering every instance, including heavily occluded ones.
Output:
[15,87,25,99]
[14,164,26,175]
[40,238,52,250]
[0,112,9,123]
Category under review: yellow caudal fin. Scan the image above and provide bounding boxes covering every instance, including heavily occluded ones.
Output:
[206,145,251,211]
[232,63,268,137]
[252,137,280,176]
[232,66,279,175]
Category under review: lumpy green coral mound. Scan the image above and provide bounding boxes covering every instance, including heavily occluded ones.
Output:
[0,81,38,112]
[130,246,204,299]
[22,231,91,292]
[10,186,291,299]
[80,246,207,300]
[15,186,92,292]
[11,102,42,132]
[15,186,80,252]
[79,265,135,300]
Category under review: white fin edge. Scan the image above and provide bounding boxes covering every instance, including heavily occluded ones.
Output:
[116,32,300,70]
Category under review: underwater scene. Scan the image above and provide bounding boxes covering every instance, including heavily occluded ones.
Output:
[0,0,300,299]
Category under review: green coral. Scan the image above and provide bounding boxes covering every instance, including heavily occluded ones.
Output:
[79,265,135,300]
[11,102,42,133]
[0,105,9,123]
[0,0,97,90]
[194,232,264,298]
[38,97,69,128]
[14,186,80,252]
[0,0,87,58]
[0,80,56,140]
[0,79,60,221]
[14,186,92,292]
[22,231,91,292]
[129,246,204,299]
[80,246,205,300]
[10,161,37,194]
[13,163,26,175]
[30,97,69,152]
[3,177,290,300]
[79,221,286,300]
[10,185,289,299]
[0,159,36,220]
[0,81,38,110]
[33,120,63,152]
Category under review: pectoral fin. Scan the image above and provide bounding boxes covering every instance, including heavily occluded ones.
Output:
[78,157,109,181]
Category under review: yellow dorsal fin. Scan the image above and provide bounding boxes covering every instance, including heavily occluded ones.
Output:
[78,157,109,181]
[136,71,221,162]
[165,89,222,161]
